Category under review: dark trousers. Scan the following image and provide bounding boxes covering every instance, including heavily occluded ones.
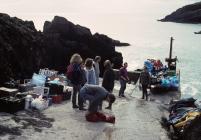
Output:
[72,85,81,107]
[119,79,126,96]
[142,84,148,100]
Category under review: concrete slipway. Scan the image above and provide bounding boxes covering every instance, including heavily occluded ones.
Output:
[0,82,175,140]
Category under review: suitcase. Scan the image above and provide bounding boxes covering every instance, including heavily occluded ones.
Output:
[0,97,25,113]
[45,83,64,95]
[0,87,19,98]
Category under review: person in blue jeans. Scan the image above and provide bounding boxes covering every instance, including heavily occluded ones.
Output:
[78,84,116,111]
[119,62,130,97]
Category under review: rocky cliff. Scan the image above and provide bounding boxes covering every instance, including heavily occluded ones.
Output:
[0,13,48,84]
[0,14,126,85]
[160,2,201,23]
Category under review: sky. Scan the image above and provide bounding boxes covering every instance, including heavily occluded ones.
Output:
[0,0,139,14]
[0,0,198,31]
[0,0,169,31]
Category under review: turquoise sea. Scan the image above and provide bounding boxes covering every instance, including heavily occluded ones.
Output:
[1,0,201,99]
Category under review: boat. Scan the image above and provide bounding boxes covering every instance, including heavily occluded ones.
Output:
[113,37,181,103]
[147,37,180,93]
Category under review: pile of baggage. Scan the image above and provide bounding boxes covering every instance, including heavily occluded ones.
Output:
[144,59,179,90]
[85,112,115,124]
[0,68,73,113]
[165,97,201,139]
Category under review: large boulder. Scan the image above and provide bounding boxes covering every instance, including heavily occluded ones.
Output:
[160,2,201,23]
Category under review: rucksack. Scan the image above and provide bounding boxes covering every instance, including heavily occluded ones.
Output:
[66,64,74,81]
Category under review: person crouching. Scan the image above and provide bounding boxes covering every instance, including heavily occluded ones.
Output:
[78,84,116,123]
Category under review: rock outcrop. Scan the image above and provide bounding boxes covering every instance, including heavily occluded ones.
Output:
[194,31,201,34]
[43,16,124,72]
[0,14,126,85]
[0,13,48,84]
[160,2,201,23]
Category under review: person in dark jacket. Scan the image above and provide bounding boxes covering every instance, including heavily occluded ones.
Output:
[78,84,116,112]
[67,53,84,109]
[139,66,150,101]
[102,60,115,109]
[102,60,115,93]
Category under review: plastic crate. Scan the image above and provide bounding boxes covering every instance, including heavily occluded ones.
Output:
[50,95,62,104]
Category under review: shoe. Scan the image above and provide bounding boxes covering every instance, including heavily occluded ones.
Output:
[121,95,126,97]
[79,107,87,111]
[73,105,79,109]
[105,106,111,110]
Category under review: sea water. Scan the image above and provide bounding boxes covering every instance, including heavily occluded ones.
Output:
[1,0,201,99]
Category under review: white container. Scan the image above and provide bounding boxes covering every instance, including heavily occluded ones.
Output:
[25,95,33,110]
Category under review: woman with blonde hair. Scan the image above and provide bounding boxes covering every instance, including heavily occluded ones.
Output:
[67,53,85,109]
[70,53,83,64]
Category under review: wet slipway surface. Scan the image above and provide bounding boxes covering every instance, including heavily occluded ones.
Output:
[0,82,179,140]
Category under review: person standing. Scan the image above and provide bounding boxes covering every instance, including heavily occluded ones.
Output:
[139,66,150,101]
[93,56,101,85]
[84,58,96,85]
[102,60,115,109]
[119,62,130,97]
[66,53,83,109]
[102,60,115,93]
